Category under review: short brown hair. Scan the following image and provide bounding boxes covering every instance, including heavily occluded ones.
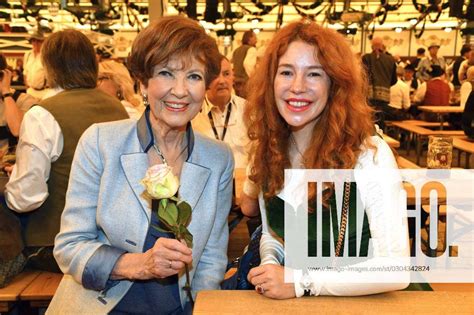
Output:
[128,16,220,88]
[42,29,97,89]
[242,30,255,45]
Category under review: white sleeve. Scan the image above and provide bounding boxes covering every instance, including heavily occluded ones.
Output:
[413,82,426,103]
[293,138,410,297]
[402,83,411,110]
[258,193,285,265]
[5,106,63,212]
[243,47,258,78]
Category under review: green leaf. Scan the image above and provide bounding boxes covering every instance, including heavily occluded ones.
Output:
[167,202,179,223]
[183,232,193,248]
[158,203,176,227]
[177,201,192,227]
[151,224,171,234]
[160,198,168,209]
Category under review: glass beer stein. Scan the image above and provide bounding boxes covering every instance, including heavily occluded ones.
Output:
[426,136,453,169]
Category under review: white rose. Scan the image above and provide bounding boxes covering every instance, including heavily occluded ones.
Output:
[141,164,179,199]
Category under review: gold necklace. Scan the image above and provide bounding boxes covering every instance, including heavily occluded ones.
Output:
[290,134,307,166]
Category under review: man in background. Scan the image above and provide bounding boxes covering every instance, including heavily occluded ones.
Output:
[23,30,48,100]
[411,47,425,70]
[388,66,411,121]
[362,36,397,130]
[449,44,471,89]
[417,41,446,82]
[193,55,249,169]
[232,30,257,98]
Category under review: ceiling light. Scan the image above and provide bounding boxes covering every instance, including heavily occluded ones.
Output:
[444,27,453,33]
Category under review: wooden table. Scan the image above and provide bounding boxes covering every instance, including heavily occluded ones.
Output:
[391,121,464,165]
[19,272,62,308]
[417,106,464,130]
[452,136,474,168]
[194,290,474,314]
[382,134,400,148]
[0,271,40,312]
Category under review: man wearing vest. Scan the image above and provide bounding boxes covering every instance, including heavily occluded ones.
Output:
[449,44,471,89]
[232,30,257,98]
[413,65,454,121]
[1,30,128,274]
[362,37,397,131]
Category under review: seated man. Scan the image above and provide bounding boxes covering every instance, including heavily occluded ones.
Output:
[2,30,128,274]
[413,66,454,121]
[192,54,249,169]
[388,66,411,122]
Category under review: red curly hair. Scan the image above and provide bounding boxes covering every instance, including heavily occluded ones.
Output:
[245,20,375,199]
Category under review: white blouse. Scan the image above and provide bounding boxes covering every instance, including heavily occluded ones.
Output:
[258,136,410,297]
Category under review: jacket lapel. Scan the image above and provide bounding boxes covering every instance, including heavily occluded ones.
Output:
[179,162,210,210]
[120,153,151,221]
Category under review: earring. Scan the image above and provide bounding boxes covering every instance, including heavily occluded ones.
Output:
[117,90,123,101]
[142,93,149,107]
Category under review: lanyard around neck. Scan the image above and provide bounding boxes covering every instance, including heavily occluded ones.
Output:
[206,98,232,141]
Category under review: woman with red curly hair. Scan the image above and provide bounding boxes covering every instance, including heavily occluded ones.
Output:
[241,21,409,299]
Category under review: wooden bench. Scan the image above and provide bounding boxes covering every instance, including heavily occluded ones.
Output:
[452,136,474,168]
[403,120,450,128]
[382,134,400,148]
[20,271,62,309]
[0,271,40,313]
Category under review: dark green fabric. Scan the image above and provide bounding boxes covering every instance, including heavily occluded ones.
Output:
[22,88,128,246]
[266,183,371,257]
[403,283,433,291]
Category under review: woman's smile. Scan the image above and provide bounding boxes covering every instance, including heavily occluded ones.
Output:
[285,98,312,112]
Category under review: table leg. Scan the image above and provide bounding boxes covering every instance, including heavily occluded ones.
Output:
[439,114,444,130]
[416,135,422,165]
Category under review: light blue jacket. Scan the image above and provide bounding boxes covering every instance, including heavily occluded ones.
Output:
[47,112,234,314]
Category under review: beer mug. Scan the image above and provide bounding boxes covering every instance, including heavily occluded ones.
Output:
[427,136,453,169]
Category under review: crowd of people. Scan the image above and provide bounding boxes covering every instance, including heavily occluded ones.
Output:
[0,14,472,314]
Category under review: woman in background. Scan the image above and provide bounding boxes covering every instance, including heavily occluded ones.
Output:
[98,60,144,119]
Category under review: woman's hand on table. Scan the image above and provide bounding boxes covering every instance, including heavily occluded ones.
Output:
[112,238,192,280]
[248,264,296,299]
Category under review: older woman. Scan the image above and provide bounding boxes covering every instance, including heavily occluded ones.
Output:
[98,60,144,120]
[47,16,233,314]
[242,21,409,299]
